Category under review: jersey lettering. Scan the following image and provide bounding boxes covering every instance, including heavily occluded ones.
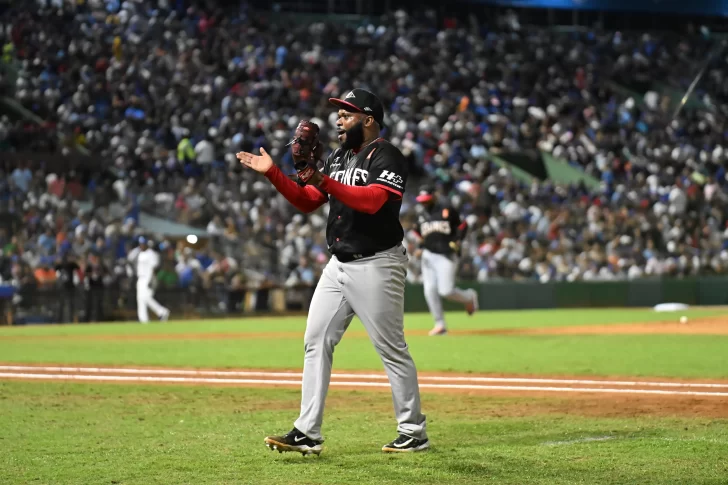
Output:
[417,205,463,255]
[420,220,451,237]
[330,168,369,186]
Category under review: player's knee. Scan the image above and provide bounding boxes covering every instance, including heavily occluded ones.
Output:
[372,339,409,362]
[303,329,338,355]
[438,286,454,298]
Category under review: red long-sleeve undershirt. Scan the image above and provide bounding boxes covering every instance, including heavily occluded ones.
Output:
[264,166,391,214]
[318,175,391,214]
[264,165,327,213]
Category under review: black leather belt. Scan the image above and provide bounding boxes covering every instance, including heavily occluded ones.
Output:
[333,252,375,263]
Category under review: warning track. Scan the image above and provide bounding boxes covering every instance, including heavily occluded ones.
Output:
[2,365,728,398]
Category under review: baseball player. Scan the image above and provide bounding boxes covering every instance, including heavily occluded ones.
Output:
[237,88,428,455]
[128,237,170,323]
[413,187,478,336]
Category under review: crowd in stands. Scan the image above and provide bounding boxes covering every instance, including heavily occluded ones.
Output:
[2,0,728,306]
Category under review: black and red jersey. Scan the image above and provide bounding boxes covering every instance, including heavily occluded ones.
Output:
[414,204,467,256]
[316,139,408,255]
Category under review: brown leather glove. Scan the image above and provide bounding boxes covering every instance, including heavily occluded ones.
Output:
[287,120,323,185]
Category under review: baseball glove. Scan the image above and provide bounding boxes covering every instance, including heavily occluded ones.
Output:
[287,120,323,185]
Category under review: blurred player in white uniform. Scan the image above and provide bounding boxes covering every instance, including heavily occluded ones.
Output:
[128,237,170,323]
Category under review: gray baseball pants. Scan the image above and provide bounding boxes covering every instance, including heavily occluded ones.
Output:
[421,249,472,328]
[293,244,427,441]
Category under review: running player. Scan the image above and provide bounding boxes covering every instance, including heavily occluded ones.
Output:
[412,187,478,336]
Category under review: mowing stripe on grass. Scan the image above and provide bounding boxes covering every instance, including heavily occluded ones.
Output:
[543,436,617,446]
[2,371,728,397]
[2,365,727,389]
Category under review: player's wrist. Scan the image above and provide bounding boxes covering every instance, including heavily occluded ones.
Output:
[263,165,279,178]
[315,174,330,190]
[296,164,316,183]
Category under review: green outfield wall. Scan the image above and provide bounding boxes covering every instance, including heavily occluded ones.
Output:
[403,277,728,312]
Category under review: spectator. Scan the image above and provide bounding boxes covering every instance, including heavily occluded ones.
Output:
[84,253,106,322]
[2,1,728,297]
[33,258,56,287]
[156,259,179,289]
[55,253,80,323]
[284,256,317,310]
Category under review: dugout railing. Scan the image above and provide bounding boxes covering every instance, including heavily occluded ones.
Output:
[2,282,316,325]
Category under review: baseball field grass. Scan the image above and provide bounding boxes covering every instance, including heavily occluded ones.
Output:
[1,308,727,484]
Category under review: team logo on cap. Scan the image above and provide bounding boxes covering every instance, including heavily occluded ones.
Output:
[345,91,355,99]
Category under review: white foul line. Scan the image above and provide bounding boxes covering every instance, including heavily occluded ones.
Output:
[1,372,728,397]
[0,365,727,389]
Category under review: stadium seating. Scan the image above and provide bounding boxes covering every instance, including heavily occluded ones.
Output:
[1,0,727,323]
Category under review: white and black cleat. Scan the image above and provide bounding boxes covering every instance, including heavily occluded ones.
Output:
[263,428,323,456]
[382,434,430,453]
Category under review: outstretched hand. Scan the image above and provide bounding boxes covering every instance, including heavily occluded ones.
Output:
[237,147,274,174]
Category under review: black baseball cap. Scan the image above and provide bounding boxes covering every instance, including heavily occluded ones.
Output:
[329,88,386,128]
